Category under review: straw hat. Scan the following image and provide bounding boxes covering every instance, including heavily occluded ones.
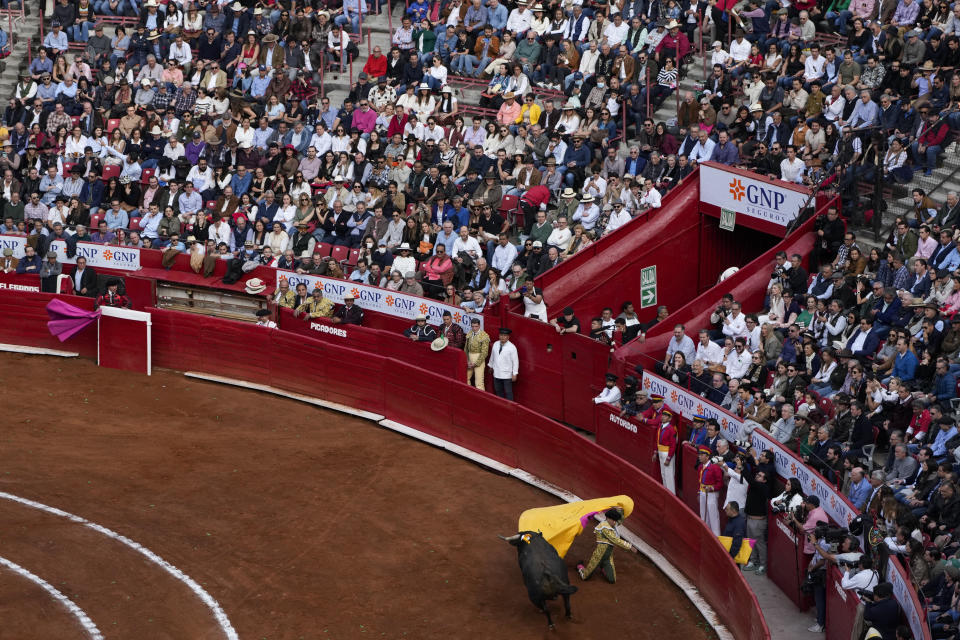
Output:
[430,336,449,351]
[244,278,267,294]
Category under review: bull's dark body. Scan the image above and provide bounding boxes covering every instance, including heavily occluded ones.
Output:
[505,531,577,629]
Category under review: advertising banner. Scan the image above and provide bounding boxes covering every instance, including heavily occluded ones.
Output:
[699,162,810,228]
[275,270,482,331]
[0,235,142,270]
[640,371,927,640]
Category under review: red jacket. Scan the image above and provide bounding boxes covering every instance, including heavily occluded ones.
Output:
[697,462,724,492]
[920,120,949,147]
[520,185,551,208]
[657,421,677,458]
[363,54,388,79]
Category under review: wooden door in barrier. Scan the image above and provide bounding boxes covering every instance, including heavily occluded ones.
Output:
[98,307,151,375]
[767,512,812,611]
[826,565,861,640]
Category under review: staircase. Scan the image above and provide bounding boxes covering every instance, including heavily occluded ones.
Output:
[0,2,42,100]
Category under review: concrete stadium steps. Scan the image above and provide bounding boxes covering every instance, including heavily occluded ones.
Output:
[0,5,42,100]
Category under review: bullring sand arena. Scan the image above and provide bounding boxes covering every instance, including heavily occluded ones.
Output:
[0,352,714,639]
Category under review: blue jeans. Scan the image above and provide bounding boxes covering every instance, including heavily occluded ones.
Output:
[69,22,93,42]
[824,10,851,34]
[335,11,360,34]
[911,141,942,172]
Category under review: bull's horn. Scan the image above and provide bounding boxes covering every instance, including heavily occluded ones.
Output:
[499,534,521,542]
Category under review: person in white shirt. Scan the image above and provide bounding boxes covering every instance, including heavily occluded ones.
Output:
[822,84,845,123]
[722,302,748,338]
[163,137,185,163]
[488,328,519,400]
[604,200,632,234]
[583,171,607,198]
[779,145,806,184]
[490,232,518,275]
[186,159,214,192]
[711,40,730,67]
[255,308,278,328]
[506,1,533,35]
[724,338,752,378]
[639,179,662,210]
[572,195,601,230]
[695,329,725,366]
[451,225,482,261]
[169,36,193,69]
[689,129,716,162]
[546,215,573,251]
[593,373,622,404]
[803,45,826,83]
[602,13,629,47]
[728,33,752,65]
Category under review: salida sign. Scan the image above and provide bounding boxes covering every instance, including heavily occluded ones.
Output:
[699,163,810,228]
[275,270,481,330]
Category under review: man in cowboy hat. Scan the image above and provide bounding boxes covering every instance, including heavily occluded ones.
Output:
[572,193,599,231]
[404,313,437,342]
[655,19,690,64]
[295,286,335,319]
[331,293,364,325]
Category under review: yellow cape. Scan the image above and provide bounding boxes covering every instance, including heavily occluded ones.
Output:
[518,496,635,558]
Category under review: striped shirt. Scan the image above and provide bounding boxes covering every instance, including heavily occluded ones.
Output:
[656,67,678,89]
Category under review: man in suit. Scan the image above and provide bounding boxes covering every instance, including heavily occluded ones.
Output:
[846,316,880,358]
[199,61,228,93]
[259,33,285,69]
[934,191,960,230]
[71,256,98,297]
[0,248,18,273]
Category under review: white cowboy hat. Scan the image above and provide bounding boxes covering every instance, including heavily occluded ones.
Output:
[244,278,267,294]
[149,125,162,136]
[230,1,244,10]
[665,19,680,29]
[430,336,449,351]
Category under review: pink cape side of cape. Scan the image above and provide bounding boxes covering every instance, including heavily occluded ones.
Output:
[45,298,101,342]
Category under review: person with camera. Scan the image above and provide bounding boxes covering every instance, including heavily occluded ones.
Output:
[810,206,846,272]
[709,293,735,341]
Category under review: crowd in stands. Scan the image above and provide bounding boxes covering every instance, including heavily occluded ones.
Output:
[9,0,960,637]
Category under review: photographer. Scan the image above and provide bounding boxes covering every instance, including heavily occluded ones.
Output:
[709,293,735,341]
[802,523,860,633]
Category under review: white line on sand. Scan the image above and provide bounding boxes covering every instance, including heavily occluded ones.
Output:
[0,554,104,639]
[0,491,238,640]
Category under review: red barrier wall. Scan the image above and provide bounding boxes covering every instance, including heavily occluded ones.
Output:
[0,288,768,640]
[826,566,859,640]
[767,512,812,612]
[621,208,823,366]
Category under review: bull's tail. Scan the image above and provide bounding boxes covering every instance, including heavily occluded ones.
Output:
[543,571,578,596]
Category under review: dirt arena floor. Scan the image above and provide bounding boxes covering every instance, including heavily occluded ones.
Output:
[0,352,716,640]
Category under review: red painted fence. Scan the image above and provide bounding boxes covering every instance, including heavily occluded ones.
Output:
[0,288,768,640]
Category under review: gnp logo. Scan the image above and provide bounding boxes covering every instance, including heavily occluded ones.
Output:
[729,177,787,210]
[729,178,745,201]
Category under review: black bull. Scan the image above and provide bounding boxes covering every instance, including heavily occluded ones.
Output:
[500,531,578,629]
